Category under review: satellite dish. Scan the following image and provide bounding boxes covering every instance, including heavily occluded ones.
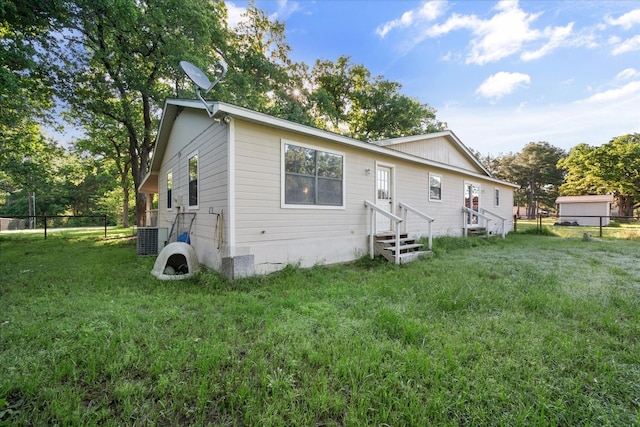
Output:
[179,61,212,91]
[179,59,228,117]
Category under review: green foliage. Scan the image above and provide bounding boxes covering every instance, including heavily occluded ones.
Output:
[308,56,446,141]
[98,187,135,226]
[217,3,307,122]
[54,0,228,224]
[429,235,495,255]
[516,218,640,239]
[510,142,566,213]
[557,143,604,195]
[1,231,639,425]
[478,143,565,215]
[4,1,449,225]
[558,134,640,216]
[0,0,64,132]
[1,1,65,209]
[516,225,557,236]
[0,139,116,218]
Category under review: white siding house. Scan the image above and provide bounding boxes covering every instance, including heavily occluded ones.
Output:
[139,100,518,279]
[556,195,614,226]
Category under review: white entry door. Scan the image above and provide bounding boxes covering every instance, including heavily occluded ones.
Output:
[376,166,393,232]
[464,182,480,225]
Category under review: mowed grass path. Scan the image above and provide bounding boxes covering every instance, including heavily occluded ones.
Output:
[1,230,639,425]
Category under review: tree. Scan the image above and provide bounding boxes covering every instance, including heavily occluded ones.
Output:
[597,134,640,216]
[470,150,515,180]
[49,150,116,220]
[308,56,445,141]
[556,143,605,195]
[0,0,68,212]
[0,127,72,220]
[0,0,66,131]
[209,3,316,126]
[54,0,228,225]
[508,142,566,218]
[219,5,288,109]
[73,121,131,226]
[558,134,640,217]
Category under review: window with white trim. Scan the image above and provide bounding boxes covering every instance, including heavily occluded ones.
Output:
[494,188,500,207]
[284,143,343,206]
[188,153,198,207]
[429,173,442,201]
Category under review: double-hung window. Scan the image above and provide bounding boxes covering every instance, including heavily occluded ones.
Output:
[429,173,442,201]
[283,142,344,207]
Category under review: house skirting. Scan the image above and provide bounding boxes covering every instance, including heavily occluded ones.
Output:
[222,255,255,280]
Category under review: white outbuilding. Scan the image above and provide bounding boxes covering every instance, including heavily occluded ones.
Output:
[555,195,614,226]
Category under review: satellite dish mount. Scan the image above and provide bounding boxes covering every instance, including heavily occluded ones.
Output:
[180,59,228,118]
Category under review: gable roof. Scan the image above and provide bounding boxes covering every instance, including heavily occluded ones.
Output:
[556,195,614,204]
[139,99,518,193]
[375,131,492,176]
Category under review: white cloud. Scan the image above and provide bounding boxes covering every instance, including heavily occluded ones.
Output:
[426,12,479,37]
[476,72,531,100]
[606,9,640,30]
[377,11,415,37]
[225,1,246,28]
[418,1,445,21]
[466,1,543,64]
[225,0,301,28]
[583,81,640,103]
[376,1,446,38]
[440,50,456,62]
[415,0,574,65]
[270,0,301,21]
[616,68,640,81]
[611,34,640,55]
[521,22,573,61]
[608,35,622,44]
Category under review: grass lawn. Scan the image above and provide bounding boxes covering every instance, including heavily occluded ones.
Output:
[516,217,640,240]
[1,228,639,425]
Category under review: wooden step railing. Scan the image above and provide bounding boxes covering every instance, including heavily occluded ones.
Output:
[479,208,507,238]
[461,207,507,238]
[365,200,403,264]
[462,206,492,238]
[365,200,434,264]
[398,202,435,251]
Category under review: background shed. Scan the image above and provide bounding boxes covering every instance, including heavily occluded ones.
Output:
[555,195,614,226]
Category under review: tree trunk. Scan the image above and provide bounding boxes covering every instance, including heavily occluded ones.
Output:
[122,184,129,228]
[526,171,537,219]
[136,192,146,227]
[527,188,536,219]
[616,194,634,217]
[132,93,153,227]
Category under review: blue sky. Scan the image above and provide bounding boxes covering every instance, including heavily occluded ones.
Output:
[227,0,640,155]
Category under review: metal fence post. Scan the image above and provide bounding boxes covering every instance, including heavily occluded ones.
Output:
[599,216,603,237]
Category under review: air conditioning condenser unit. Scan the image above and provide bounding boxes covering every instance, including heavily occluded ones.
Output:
[137,227,168,256]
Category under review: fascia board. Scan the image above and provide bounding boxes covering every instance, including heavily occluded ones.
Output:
[149,99,517,190]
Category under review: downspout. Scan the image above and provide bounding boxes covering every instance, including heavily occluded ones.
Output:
[226,116,236,259]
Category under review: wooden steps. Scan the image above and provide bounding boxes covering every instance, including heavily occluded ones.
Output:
[374,232,431,264]
[466,227,488,237]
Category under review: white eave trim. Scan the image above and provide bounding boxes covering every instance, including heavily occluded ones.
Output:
[155,99,518,189]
